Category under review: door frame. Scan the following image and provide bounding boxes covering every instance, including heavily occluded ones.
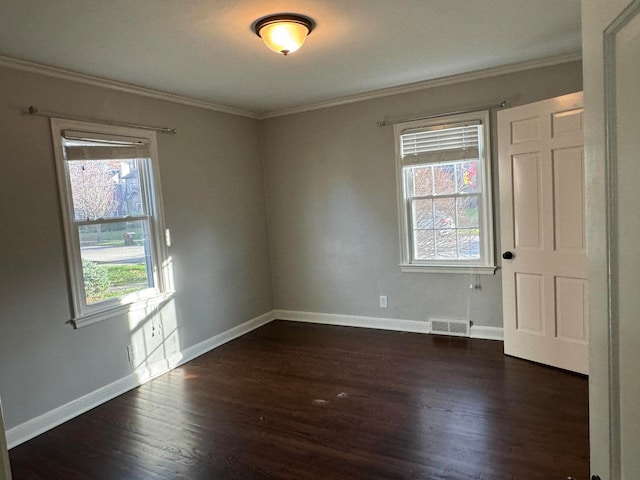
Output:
[600,0,640,475]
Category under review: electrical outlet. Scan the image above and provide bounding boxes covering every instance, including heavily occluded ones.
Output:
[379,295,388,309]
[151,322,162,337]
[126,344,138,363]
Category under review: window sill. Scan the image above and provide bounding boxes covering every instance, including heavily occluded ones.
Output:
[400,264,498,275]
[71,291,175,329]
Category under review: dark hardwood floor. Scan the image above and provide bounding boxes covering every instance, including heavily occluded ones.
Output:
[9,321,589,479]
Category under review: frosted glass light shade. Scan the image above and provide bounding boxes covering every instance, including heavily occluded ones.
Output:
[254,15,313,56]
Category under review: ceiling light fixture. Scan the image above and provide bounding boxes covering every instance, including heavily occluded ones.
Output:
[253,14,314,56]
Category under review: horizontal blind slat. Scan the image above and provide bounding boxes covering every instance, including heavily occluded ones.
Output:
[401,147,479,166]
[401,125,480,157]
[403,129,479,142]
[64,144,150,161]
[404,138,479,150]
[62,130,149,145]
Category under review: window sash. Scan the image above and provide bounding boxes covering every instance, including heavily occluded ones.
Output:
[66,153,160,307]
[76,218,158,306]
[404,172,486,264]
[407,192,483,261]
[65,155,153,221]
[403,160,482,198]
[73,215,150,227]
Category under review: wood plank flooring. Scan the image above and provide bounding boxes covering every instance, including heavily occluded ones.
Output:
[9,321,589,479]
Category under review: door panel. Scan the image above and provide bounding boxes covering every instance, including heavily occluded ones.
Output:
[512,153,542,249]
[551,108,584,137]
[511,117,540,144]
[515,273,544,334]
[498,92,587,374]
[555,276,588,342]
[553,147,586,251]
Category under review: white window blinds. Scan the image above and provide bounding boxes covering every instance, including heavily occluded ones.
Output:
[400,122,481,166]
[62,130,150,160]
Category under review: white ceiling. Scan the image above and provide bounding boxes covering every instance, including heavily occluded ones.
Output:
[0,0,582,116]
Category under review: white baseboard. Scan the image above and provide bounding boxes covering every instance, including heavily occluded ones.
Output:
[6,311,274,449]
[273,310,503,341]
[272,309,431,334]
[470,325,504,341]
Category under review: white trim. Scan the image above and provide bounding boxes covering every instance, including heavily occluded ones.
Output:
[6,311,275,449]
[273,309,431,334]
[0,53,580,121]
[470,325,504,341]
[0,55,258,120]
[602,1,640,474]
[260,53,583,119]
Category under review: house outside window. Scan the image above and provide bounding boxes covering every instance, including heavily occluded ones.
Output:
[51,119,171,327]
[394,110,496,274]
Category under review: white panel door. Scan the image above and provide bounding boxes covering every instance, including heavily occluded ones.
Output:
[498,92,587,374]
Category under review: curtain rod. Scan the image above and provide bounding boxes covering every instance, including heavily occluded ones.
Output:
[376,100,507,127]
[26,106,177,134]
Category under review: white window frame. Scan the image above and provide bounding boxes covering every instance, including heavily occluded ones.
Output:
[51,118,172,327]
[394,110,496,274]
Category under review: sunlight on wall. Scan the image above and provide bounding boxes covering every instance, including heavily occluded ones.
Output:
[127,255,182,385]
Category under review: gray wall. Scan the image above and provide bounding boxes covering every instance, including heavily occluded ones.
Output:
[261,61,583,327]
[0,65,273,429]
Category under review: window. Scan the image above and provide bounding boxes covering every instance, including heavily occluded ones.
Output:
[51,119,171,327]
[394,111,496,273]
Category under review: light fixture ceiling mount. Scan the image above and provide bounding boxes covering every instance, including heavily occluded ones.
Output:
[253,13,314,56]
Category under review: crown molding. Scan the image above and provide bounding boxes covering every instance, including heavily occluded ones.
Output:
[259,52,583,119]
[0,51,582,121]
[0,54,259,119]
